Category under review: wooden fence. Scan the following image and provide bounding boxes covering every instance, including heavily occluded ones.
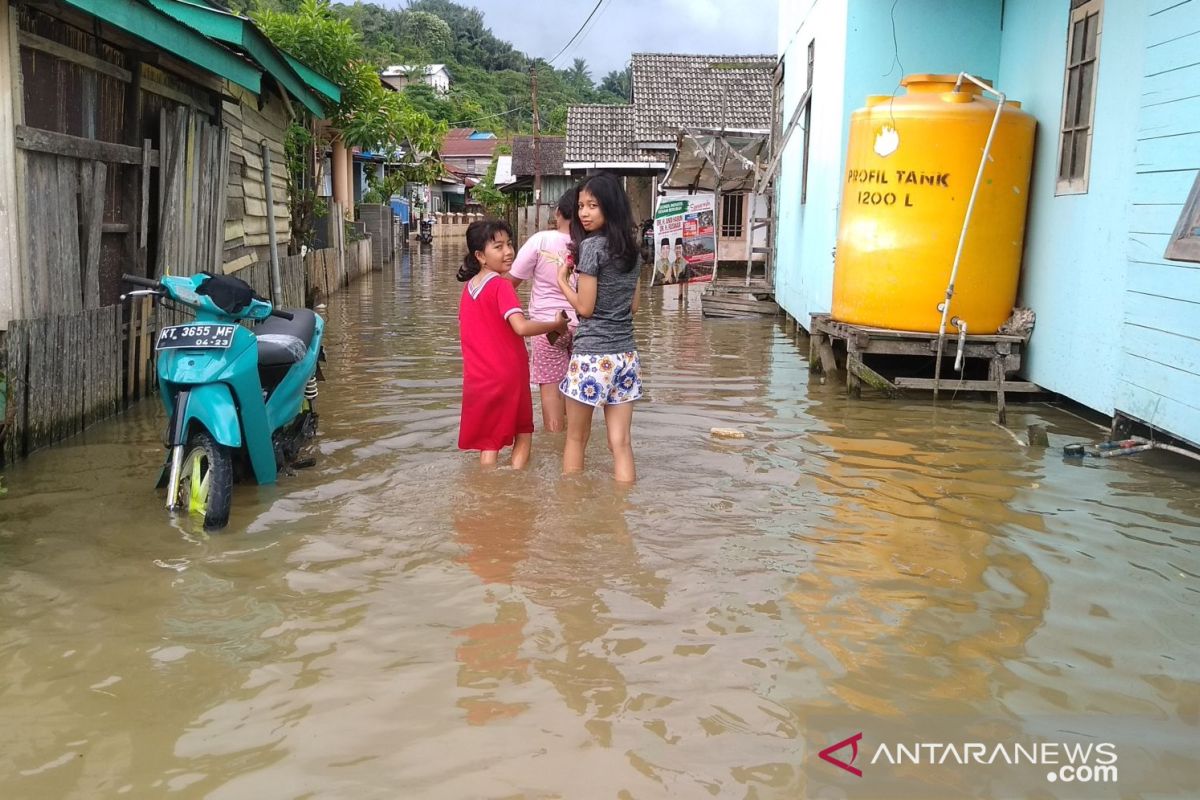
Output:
[1,241,372,464]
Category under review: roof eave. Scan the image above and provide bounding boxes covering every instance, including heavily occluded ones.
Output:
[60,0,262,93]
[145,0,331,116]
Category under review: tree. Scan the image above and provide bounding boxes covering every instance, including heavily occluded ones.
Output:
[569,58,592,88]
[255,0,445,247]
[470,146,511,217]
[395,10,452,60]
[599,67,630,100]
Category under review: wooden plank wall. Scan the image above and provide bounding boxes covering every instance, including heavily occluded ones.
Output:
[2,305,121,462]
[156,106,229,277]
[1,239,374,463]
[221,84,290,276]
[1118,0,1200,446]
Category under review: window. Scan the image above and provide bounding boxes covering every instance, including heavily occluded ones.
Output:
[801,39,815,204]
[1057,0,1102,194]
[1165,172,1200,262]
[721,193,745,238]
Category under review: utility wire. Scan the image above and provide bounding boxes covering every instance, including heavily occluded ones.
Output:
[547,0,608,66]
[446,105,528,127]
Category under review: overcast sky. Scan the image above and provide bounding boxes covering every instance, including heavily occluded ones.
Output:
[409,0,779,77]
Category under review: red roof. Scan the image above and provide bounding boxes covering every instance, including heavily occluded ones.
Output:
[440,128,501,158]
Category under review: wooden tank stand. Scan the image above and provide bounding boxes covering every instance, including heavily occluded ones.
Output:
[808,314,1040,423]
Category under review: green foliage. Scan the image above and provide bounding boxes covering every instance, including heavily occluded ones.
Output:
[599,67,631,100]
[362,171,408,204]
[397,10,453,59]
[256,0,444,153]
[470,145,511,216]
[316,0,626,136]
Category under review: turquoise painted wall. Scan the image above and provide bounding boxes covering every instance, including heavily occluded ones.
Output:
[774,0,1002,328]
[1117,0,1200,446]
[995,0,1144,416]
[775,0,849,327]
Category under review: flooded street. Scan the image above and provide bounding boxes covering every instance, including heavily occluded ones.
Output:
[2,248,1199,798]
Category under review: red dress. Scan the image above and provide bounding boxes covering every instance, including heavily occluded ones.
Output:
[458,273,534,451]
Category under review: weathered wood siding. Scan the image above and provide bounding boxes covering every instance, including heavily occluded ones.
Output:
[2,305,122,461]
[156,106,229,277]
[221,84,291,277]
[1,243,369,463]
[1118,0,1200,446]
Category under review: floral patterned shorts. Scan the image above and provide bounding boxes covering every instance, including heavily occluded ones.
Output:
[559,351,643,407]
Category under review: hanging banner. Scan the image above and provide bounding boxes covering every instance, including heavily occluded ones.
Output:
[652,194,716,285]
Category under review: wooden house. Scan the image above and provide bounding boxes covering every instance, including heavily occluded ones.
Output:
[0,0,339,458]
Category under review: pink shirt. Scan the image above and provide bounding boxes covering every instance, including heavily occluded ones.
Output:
[510,230,577,324]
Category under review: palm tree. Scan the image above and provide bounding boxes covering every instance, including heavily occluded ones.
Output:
[569,58,592,87]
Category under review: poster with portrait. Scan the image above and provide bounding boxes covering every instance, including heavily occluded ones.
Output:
[652,194,715,285]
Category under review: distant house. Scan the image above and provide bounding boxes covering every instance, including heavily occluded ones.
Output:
[439,128,500,181]
[504,135,573,201]
[381,64,451,95]
[566,53,774,256]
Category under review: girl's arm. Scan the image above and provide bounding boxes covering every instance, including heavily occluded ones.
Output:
[557,261,598,317]
[631,276,641,315]
[508,233,539,290]
[508,310,568,338]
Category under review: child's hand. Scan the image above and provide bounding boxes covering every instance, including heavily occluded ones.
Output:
[555,310,569,332]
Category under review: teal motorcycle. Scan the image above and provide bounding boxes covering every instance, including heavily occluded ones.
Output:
[122,272,324,529]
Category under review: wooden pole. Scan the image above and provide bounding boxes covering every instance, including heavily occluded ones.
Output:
[530,64,542,231]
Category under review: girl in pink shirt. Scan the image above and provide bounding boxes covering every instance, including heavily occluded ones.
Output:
[509,189,579,432]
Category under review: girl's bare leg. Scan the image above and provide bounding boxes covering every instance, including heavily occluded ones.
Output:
[540,383,566,432]
[563,398,594,473]
[480,450,499,468]
[603,402,636,483]
[512,433,532,469]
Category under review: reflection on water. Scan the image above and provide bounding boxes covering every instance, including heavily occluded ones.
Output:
[1,246,1198,798]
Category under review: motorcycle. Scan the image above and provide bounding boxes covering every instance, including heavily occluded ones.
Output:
[418,217,434,245]
[121,271,325,530]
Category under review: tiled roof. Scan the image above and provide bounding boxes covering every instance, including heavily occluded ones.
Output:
[630,53,775,143]
[565,105,658,164]
[440,128,500,158]
[511,135,567,177]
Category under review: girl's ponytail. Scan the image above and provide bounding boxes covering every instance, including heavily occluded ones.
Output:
[456,253,480,283]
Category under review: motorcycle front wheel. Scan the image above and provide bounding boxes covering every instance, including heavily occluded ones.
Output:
[176,430,233,530]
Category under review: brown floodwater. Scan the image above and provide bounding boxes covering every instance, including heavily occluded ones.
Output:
[1,247,1198,799]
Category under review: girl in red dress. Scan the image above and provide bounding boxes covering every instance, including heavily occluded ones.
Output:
[457,219,567,468]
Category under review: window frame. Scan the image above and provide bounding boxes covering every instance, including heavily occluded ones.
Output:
[1055,0,1103,196]
[720,192,745,238]
[1165,171,1200,262]
[801,39,815,204]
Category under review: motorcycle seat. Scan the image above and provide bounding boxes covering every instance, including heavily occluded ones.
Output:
[255,308,317,366]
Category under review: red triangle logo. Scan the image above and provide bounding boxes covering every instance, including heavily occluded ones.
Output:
[819,732,864,777]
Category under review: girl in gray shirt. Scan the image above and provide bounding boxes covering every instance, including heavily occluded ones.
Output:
[556,173,643,483]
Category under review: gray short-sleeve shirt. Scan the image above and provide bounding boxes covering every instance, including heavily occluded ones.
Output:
[572,235,639,355]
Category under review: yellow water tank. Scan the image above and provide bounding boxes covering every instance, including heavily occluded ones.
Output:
[831,74,1036,333]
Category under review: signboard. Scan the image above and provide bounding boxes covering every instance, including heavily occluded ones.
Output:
[652,194,716,285]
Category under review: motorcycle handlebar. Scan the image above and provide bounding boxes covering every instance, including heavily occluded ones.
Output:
[122,273,160,289]
[270,308,294,321]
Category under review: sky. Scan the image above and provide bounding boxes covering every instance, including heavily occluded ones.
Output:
[415,0,779,77]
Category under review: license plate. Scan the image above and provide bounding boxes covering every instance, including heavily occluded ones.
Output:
[156,323,237,350]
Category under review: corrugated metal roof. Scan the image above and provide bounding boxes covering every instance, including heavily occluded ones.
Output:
[440,128,500,157]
